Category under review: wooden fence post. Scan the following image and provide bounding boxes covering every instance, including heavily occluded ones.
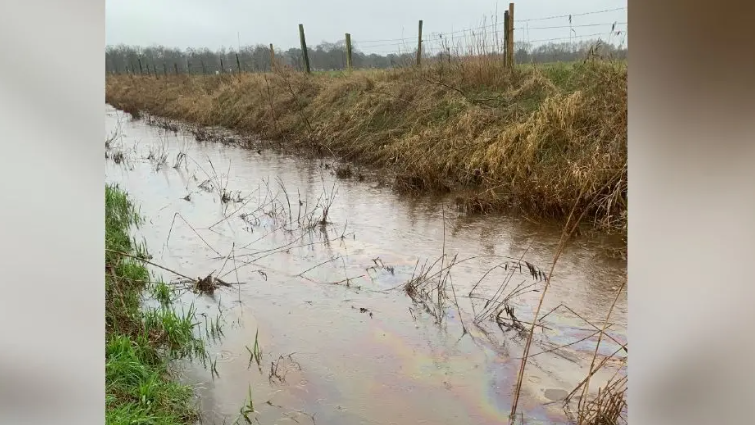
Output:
[269,44,275,70]
[345,33,353,70]
[187,59,192,74]
[507,2,515,68]
[137,58,143,75]
[201,60,206,74]
[299,24,311,73]
[163,63,167,76]
[236,53,242,73]
[416,20,423,67]
[504,11,510,66]
[174,63,179,75]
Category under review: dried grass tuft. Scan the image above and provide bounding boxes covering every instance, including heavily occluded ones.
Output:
[106,58,626,232]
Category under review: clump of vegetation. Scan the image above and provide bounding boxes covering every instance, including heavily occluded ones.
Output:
[334,163,353,179]
[106,56,626,234]
[105,184,208,424]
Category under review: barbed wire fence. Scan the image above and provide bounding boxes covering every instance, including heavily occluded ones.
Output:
[106,4,627,76]
[351,6,627,68]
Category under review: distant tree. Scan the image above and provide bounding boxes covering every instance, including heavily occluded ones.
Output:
[104,39,627,74]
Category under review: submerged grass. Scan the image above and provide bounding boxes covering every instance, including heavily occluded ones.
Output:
[106,184,208,424]
[106,58,626,234]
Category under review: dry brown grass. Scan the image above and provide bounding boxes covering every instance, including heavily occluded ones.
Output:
[106,57,626,233]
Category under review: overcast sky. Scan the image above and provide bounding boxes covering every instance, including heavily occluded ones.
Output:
[106,0,627,54]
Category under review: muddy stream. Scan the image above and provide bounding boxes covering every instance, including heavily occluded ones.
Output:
[105,105,626,425]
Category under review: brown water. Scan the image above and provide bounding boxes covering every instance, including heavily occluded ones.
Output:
[105,104,626,425]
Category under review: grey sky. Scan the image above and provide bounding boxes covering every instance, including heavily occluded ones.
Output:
[106,0,627,54]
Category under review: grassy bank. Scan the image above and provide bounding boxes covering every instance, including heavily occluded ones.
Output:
[106,57,627,233]
[105,184,207,424]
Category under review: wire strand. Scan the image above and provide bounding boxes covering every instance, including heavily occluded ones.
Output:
[354,7,627,46]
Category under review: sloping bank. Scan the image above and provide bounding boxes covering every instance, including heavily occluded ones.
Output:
[106,60,626,233]
[105,184,208,424]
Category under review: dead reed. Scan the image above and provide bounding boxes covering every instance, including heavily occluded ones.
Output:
[106,56,626,234]
[393,200,627,425]
[391,169,627,425]
[568,374,627,425]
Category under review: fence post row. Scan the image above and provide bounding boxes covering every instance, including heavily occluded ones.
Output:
[111,3,529,75]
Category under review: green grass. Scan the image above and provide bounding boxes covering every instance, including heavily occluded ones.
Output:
[106,183,209,424]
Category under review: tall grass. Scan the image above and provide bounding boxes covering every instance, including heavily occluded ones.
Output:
[105,184,208,424]
[106,56,626,233]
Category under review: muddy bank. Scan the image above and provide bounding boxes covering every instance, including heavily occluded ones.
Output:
[105,59,627,234]
[105,104,626,425]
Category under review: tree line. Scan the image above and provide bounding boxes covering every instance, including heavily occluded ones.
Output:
[105,39,627,74]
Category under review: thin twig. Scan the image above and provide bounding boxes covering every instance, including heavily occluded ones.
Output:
[106,249,194,281]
